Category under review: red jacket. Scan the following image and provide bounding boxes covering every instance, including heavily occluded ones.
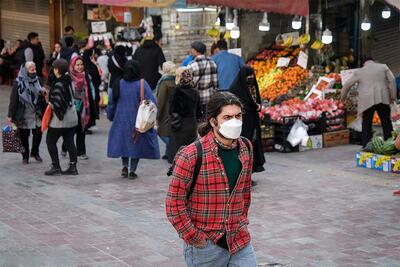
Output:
[166,131,253,254]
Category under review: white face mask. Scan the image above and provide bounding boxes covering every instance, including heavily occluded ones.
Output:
[218,119,243,140]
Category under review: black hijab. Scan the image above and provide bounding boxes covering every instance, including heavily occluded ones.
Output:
[82,48,101,89]
[229,66,260,109]
[112,60,141,102]
[123,60,141,82]
[113,45,127,69]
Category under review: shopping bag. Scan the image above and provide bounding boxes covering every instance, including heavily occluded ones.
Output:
[41,105,53,132]
[135,79,157,133]
[2,124,25,153]
[287,119,309,147]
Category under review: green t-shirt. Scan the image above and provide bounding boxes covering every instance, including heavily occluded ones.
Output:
[218,146,242,194]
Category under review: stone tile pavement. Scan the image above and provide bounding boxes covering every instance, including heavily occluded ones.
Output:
[0,86,399,266]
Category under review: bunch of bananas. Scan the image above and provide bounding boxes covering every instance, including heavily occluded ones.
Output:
[283,36,293,47]
[298,34,310,45]
[207,27,220,38]
[311,40,324,50]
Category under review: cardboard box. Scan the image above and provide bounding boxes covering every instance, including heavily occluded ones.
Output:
[356,151,373,169]
[299,135,323,151]
[372,154,391,173]
[323,129,350,148]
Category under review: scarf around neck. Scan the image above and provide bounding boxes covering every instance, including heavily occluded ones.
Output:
[16,67,42,109]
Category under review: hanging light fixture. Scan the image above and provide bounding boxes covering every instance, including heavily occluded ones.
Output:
[175,12,181,30]
[361,17,371,31]
[322,28,333,44]
[225,8,234,30]
[258,12,270,32]
[231,25,240,39]
[292,16,302,30]
[215,17,221,26]
[382,6,391,19]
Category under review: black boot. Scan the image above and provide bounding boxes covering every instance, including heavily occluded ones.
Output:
[63,162,78,175]
[45,163,62,176]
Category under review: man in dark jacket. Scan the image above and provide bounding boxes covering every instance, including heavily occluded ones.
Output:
[16,32,45,77]
[133,36,166,90]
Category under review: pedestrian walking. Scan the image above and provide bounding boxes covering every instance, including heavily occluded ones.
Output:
[341,57,397,147]
[7,61,46,164]
[212,39,244,91]
[166,92,257,267]
[156,61,177,160]
[229,66,265,173]
[168,67,201,163]
[45,59,78,176]
[108,45,127,93]
[188,41,218,121]
[46,42,62,86]
[60,26,76,48]
[61,56,95,160]
[107,60,160,179]
[60,36,78,63]
[132,35,166,91]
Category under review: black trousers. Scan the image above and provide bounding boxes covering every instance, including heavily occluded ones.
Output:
[62,113,86,156]
[19,128,42,160]
[362,103,393,147]
[47,127,77,164]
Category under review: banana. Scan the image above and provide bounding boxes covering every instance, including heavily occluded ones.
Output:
[298,34,310,45]
[283,36,293,47]
[311,40,324,50]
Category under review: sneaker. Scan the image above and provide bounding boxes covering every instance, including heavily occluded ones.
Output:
[121,167,128,178]
[78,154,89,160]
[31,155,43,162]
[61,151,67,158]
[22,159,29,164]
[128,172,138,180]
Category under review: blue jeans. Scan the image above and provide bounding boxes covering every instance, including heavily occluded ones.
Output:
[184,240,257,267]
[159,135,170,157]
[121,157,139,172]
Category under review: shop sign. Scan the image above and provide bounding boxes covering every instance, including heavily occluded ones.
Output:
[124,12,132,23]
[91,21,107,33]
[297,51,308,69]
[112,6,130,23]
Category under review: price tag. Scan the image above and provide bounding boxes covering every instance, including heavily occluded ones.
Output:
[91,21,107,33]
[277,57,290,67]
[297,51,308,69]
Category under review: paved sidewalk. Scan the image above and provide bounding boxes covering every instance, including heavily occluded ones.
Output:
[0,85,399,267]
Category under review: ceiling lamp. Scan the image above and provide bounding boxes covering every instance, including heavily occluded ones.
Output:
[231,25,240,39]
[322,28,333,44]
[258,12,270,32]
[215,17,221,26]
[292,16,302,30]
[361,17,371,31]
[382,6,391,19]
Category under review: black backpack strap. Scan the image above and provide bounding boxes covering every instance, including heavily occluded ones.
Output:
[187,140,203,198]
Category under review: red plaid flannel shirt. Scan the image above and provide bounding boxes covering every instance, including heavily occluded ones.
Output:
[166,131,253,254]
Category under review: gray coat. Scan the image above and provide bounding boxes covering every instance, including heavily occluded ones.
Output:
[341,61,397,114]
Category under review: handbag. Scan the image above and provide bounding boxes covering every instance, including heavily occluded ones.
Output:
[41,105,53,132]
[2,124,25,153]
[135,79,157,134]
[170,112,182,132]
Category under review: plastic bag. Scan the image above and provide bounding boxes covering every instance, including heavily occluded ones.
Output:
[348,116,362,132]
[287,119,309,147]
[135,80,157,133]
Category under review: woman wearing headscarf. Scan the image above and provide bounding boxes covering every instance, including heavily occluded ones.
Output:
[61,56,95,160]
[82,48,101,126]
[108,45,127,94]
[168,67,201,163]
[107,60,160,179]
[45,59,78,175]
[7,61,46,164]
[156,61,176,160]
[229,66,265,173]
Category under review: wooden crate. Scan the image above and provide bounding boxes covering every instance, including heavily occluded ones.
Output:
[323,129,350,148]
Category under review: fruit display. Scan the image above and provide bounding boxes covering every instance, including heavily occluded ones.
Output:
[262,98,345,123]
[248,47,308,101]
[311,40,324,50]
[373,112,381,125]
[298,34,311,45]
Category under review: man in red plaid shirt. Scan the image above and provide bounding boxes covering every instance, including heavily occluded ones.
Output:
[166,92,257,266]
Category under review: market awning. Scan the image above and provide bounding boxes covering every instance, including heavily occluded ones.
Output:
[385,0,400,10]
[82,0,176,8]
[185,0,309,16]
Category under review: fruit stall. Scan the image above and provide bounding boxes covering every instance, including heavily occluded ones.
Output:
[248,35,359,153]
